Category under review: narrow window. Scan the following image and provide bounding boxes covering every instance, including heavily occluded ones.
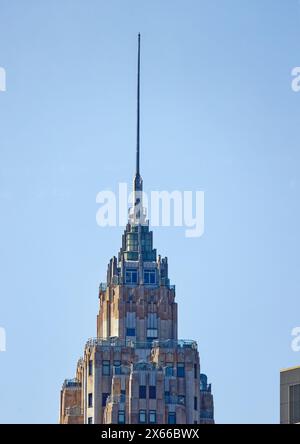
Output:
[168,412,176,424]
[139,385,146,399]
[120,389,126,403]
[88,393,93,408]
[113,360,121,375]
[118,410,125,424]
[149,410,156,424]
[194,363,197,379]
[194,396,198,410]
[102,360,110,376]
[139,410,147,424]
[147,313,158,339]
[88,359,93,376]
[177,363,185,378]
[149,386,156,399]
[165,363,174,377]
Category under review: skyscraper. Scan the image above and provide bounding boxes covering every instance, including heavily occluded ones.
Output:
[59,35,214,425]
[280,366,300,424]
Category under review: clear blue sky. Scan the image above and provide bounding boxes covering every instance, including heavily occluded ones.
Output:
[1,0,300,424]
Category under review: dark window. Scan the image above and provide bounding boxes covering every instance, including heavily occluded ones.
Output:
[102,360,110,376]
[165,391,170,403]
[126,328,136,337]
[102,393,109,407]
[289,384,300,424]
[177,363,185,378]
[139,410,147,424]
[194,421,198,424]
[149,410,156,424]
[194,364,197,379]
[139,385,146,399]
[125,269,138,284]
[168,412,176,424]
[149,386,156,399]
[87,417,93,424]
[120,390,126,403]
[88,359,93,376]
[194,396,198,410]
[165,363,174,377]
[144,270,156,285]
[118,410,125,424]
[88,393,93,408]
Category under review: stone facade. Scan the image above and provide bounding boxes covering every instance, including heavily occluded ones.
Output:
[59,220,214,424]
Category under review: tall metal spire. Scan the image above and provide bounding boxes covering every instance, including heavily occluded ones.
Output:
[136,33,141,178]
[133,33,143,194]
[132,33,144,224]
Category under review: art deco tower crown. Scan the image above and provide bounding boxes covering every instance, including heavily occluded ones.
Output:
[60,35,214,425]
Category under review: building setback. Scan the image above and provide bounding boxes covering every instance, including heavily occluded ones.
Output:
[59,35,214,425]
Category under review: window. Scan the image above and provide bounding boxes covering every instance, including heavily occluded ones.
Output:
[126,312,136,337]
[165,391,170,403]
[147,313,158,339]
[147,329,158,339]
[126,233,138,250]
[139,385,146,399]
[88,359,93,376]
[102,360,110,376]
[125,268,138,284]
[114,360,121,374]
[177,363,185,378]
[102,393,109,407]
[88,393,93,408]
[168,412,176,424]
[144,270,156,285]
[149,386,156,399]
[194,364,198,379]
[149,410,156,424]
[289,384,300,424]
[120,390,126,403]
[165,363,174,377]
[87,417,93,424]
[194,396,198,410]
[139,410,147,424]
[118,410,125,424]
[126,328,136,337]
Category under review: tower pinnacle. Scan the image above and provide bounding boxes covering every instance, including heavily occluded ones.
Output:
[133,33,143,222]
[136,32,141,178]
